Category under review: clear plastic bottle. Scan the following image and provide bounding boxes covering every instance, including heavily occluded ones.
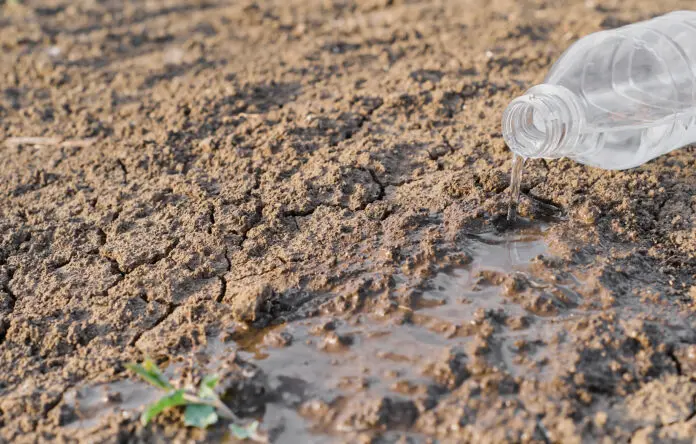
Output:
[502,10,696,170]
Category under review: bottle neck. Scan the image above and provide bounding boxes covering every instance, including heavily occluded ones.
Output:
[502,84,584,159]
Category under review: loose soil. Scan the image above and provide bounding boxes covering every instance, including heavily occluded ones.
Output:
[1,0,695,442]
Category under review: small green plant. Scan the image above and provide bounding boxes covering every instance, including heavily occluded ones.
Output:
[126,358,266,442]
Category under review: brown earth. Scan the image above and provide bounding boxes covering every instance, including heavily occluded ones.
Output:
[1,0,696,442]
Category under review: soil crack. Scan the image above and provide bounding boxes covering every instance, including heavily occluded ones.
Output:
[43,386,69,421]
[147,238,180,267]
[130,303,179,347]
[0,267,17,346]
[2,267,17,308]
[668,348,683,376]
[217,248,232,303]
[208,203,216,235]
[240,203,264,245]
[116,159,128,184]
[365,167,386,203]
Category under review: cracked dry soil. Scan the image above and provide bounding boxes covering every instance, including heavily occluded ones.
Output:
[1,0,696,442]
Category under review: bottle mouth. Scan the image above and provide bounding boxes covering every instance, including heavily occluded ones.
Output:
[503,99,550,157]
[502,85,582,159]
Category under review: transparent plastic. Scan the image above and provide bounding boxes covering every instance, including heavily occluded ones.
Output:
[502,11,696,170]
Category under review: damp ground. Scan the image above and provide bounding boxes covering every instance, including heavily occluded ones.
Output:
[61,219,576,441]
[1,0,696,443]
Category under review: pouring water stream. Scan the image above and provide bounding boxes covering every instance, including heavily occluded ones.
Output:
[507,154,526,222]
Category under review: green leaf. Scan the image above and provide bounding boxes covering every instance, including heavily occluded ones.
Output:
[184,404,218,429]
[126,358,173,391]
[201,374,219,390]
[229,421,263,441]
[198,374,219,400]
[141,389,188,425]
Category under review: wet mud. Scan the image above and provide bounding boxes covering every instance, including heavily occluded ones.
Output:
[1,0,696,442]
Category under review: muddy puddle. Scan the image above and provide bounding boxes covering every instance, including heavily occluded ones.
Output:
[232,220,582,440]
[63,219,588,441]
